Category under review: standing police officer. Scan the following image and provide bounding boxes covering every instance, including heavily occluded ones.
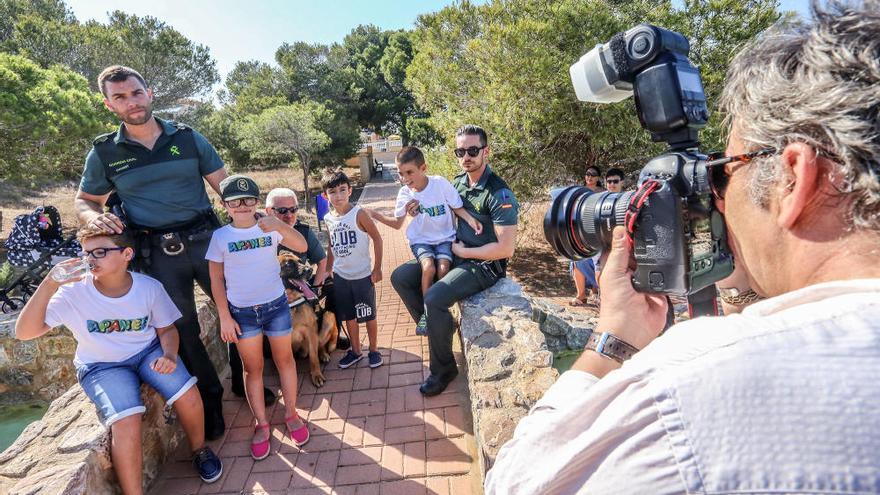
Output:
[391,125,519,396]
[74,66,238,439]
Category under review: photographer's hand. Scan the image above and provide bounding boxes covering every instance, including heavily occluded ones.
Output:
[596,226,668,350]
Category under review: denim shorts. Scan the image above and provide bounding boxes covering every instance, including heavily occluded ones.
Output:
[228,293,292,339]
[76,339,197,427]
[411,241,453,262]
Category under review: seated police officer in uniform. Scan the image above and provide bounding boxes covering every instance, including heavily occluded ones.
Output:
[74,65,255,440]
[391,125,519,397]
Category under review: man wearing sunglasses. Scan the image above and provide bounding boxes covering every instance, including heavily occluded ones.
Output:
[265,188,328,287]
[487,4,880,493]
[604,167,624,193]
[391,124,519,396]
[73,66,235,440]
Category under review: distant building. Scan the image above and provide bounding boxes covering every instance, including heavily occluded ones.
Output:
[359,130,402,153]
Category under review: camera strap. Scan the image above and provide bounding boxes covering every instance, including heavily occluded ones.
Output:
[624,180,661,247]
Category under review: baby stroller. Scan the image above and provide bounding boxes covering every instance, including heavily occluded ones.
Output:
[1,206,81,313]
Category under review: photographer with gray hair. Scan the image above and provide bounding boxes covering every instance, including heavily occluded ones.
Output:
[486,2,880,493]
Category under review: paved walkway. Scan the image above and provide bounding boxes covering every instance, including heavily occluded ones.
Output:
[151,177,480,495]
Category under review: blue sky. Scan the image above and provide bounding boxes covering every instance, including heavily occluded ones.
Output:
[66,0,811,86]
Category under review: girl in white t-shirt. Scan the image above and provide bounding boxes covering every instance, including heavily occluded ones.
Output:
[368,148,482,334]
[206,174,310,460]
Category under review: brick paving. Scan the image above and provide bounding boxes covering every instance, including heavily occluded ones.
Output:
[150,177,481,495]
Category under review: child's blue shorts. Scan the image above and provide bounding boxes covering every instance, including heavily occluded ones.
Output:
[410,241,454,262]
[228,294,292,340]
[76,338,197,427]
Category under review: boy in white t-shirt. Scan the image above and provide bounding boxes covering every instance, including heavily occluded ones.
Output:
[15,226,223,492]
[206,174,311,460]
[369,146,482,334]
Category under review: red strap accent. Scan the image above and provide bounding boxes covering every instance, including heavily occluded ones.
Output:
[624,180,661,247]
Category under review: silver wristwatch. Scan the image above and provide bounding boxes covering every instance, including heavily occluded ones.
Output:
[717,286,762,305]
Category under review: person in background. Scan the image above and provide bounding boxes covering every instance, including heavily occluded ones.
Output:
[604,167,625,193]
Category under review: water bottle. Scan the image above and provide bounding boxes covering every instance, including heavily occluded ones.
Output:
[50,258,91,283]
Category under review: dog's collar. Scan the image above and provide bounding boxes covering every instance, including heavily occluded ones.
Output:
[288,297,308,309]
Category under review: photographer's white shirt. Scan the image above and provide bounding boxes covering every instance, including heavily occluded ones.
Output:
[206,224,285,307]
[45,272,181,367]
[486,279,880,495]
[394,175,463,245]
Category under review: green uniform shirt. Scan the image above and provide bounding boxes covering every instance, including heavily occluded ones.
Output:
[80,117,224,228]
[452,165,519,248]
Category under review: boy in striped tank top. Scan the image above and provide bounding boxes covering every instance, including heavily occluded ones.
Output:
[321,171,384,369]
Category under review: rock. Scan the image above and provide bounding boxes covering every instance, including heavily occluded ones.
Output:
[0,421,45,463]
[0,346,10,367]
[0,368,32,387]
[11,341,38,366]
[476,407,527,464]
[41,336,76,357]
[57,422,107,453]
[527,350,553,368]
[542,313,569,336]
[566,325,593,349]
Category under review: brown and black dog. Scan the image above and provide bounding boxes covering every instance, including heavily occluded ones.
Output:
[278,251,338,387]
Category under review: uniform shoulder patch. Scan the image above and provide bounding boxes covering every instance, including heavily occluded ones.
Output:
[92,132,115,145]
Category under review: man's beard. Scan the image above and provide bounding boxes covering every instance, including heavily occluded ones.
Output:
[119,106,153,126]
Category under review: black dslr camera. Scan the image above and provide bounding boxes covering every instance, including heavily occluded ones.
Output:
[544,24,733,309]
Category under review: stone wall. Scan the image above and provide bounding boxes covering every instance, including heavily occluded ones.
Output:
[457,279,597,481]
[0,313,77,404]
[0,297,225,495]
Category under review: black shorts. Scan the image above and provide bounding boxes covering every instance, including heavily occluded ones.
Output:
[333,274,376,323]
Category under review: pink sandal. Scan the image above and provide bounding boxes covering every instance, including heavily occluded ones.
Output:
[251,423,271,460]
[286,413,310,447]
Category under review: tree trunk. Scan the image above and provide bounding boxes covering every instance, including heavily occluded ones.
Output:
[299,155,312,212]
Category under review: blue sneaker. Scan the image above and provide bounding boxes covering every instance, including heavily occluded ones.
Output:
[415,314,427,336]
[368,351,383,368]
[192,446,222,483]
[338,350,363,369]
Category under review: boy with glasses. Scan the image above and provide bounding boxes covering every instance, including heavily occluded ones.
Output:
[15,226,223,492]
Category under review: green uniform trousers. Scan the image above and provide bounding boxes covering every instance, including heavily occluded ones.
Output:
[391,257,501,378]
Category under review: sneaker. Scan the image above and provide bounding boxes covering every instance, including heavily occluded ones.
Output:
[338,350,363,369]
[192,446,223,483]
[368,351,383,368]
[415,314,427,336]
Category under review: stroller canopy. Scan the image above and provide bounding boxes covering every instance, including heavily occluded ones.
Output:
[5,206,81,267]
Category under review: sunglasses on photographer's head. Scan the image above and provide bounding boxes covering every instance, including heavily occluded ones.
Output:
[707,147,778,200]
[453,145,486,158]
[272,206,299,215]
[225,197,258,207]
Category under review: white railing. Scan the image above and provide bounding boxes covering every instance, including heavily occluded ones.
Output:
[360,139,403,151]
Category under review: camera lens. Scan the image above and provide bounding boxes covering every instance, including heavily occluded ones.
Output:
[544,186,634,259]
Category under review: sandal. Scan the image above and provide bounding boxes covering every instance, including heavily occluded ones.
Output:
[569,297,588,307]
[251,423,271,460]
[285,413,310,447]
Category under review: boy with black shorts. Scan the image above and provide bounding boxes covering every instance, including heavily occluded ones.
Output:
[322,171,384,369]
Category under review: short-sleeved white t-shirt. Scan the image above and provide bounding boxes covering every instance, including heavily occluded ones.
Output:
[205,224,285,307]
[394,176,463,245]
[45,272,182,367]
